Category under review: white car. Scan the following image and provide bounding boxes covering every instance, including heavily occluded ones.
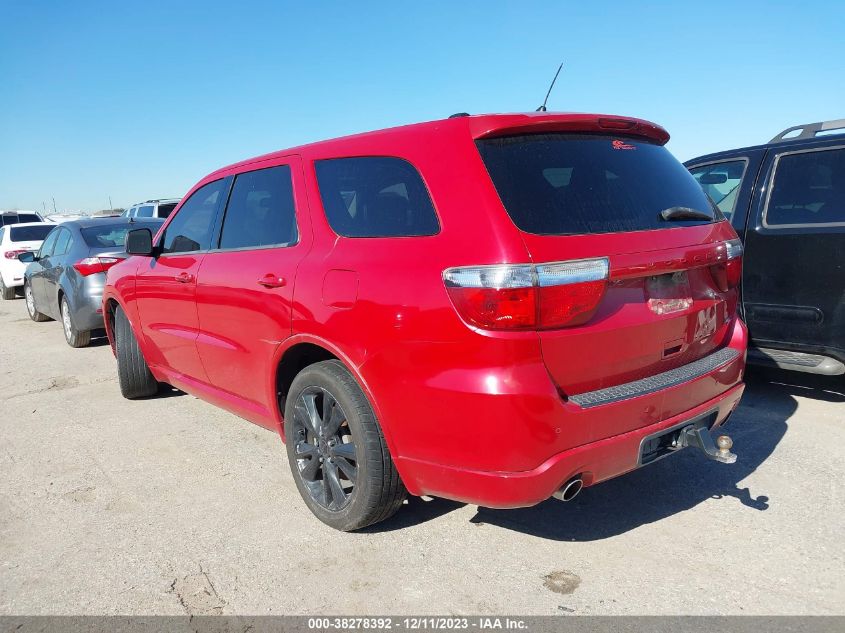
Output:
[121,198,180,219]
[0,222,55,300]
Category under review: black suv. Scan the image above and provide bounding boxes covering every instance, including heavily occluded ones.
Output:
[686,119,845,376]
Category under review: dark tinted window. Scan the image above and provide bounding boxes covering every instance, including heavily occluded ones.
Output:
[476,134,721,235]
[38,229,59,257]
[53,228,72,256]
[158,203,178,218]
[81,220,164,248]
[315,157,439,237]
[161,180,226,254]
[136,205,154,218]
[765,148,845,227]
[689,160,747,218]
[219,166,298,249]
[10,225,53,242]
[1,213,40,226]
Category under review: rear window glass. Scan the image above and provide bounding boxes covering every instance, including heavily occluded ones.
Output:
[10,225,53,242]
[158,203,178,218]
[315,157,440,237]
[476,134,722,235]
[81,221,163,248]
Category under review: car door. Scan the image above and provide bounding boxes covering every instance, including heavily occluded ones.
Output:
[42,227,73,318]
[742,141,845,355]
[30,228,59,307]
[134,178,229,382]
[195,159,311,419]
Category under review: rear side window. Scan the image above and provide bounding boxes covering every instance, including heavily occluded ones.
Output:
[10,225,53,242]
[219,165,298,249]
[477,134,722,235]
[689,160,747,218]
[161,180,226,254]
[53,228,72,256]
[764,147,845,227]
[315,157,439,237]
[38,229,59,257]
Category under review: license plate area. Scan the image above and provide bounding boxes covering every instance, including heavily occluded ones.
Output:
[638,411,718,466]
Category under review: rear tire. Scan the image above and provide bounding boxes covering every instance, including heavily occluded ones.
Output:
[24,282,50,321]
[114,306,158,399]
[0,277,14,300]
[284,360,406,531]
[61,296,91,348]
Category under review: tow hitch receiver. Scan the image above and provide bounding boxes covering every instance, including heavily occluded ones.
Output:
[676,425,737,464]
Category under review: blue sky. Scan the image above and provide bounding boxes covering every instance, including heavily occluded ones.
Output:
[2,0,843,212]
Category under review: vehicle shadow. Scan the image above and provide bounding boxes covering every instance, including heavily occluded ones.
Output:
[375,367,836,538]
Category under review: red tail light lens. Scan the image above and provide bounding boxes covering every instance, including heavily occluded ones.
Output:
[443,258,609,330]
[710,239,743,292]
[4,250,28,259]
[73,257,121,276]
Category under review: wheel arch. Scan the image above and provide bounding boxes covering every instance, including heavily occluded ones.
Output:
[272,335,399,457]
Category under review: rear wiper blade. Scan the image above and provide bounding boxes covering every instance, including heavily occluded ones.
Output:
[659,206,714,221]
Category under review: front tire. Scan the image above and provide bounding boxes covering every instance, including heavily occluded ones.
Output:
[24,282,50,321]
[114,306,158,399]
[284,360,406,531]
[61,296,91,348]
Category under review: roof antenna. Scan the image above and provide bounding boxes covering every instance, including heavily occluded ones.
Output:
[536,62,563,112]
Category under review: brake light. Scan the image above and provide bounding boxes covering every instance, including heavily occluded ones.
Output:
[73,257,121,276]
[443,258,609,330]
[709,239,743,292]
[4,249,28,259]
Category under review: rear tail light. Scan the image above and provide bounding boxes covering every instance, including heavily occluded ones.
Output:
[4,250,28,259]
[73,257,121,276]
[709,239,743,292]
[443,258,609,330]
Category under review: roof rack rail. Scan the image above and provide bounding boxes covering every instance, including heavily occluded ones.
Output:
[770,118,845,143]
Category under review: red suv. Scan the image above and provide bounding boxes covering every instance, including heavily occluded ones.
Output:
[103,113,747,531]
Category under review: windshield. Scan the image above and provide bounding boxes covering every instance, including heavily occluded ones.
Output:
[476,134,722,235]
[10,225,53,242]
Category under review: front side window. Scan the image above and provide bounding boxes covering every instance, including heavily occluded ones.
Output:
[160,180,226,254]
[477,134,722,235]
[136,205,155,218]
[689,160,747,218]
[315,157,440,237]
[38,228,60,258]
[765,147,845,227]
[219,165,298,250]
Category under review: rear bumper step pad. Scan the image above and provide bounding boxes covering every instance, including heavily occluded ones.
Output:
[570,347,741,408]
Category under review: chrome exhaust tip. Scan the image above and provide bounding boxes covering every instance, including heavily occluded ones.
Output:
[552,476,583,502]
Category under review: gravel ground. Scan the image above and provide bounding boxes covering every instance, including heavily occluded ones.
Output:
[0,295,842,615]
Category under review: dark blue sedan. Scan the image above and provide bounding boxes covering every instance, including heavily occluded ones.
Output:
[19,217,164,347]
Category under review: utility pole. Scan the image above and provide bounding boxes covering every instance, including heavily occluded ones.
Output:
[109,196,113,210]
[42,202,47,213]
[52,197,57,213]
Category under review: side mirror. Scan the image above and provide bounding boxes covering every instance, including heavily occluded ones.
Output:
[125,228,154,256]
[17,251,36,263]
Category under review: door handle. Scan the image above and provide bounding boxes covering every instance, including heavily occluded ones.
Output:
[257,274,286,288]
[175,272,195,283]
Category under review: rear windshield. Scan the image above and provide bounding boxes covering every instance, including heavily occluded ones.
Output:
[476,134,722,235]
[80,220,163,248]
[10,225,53,242]
[1,213,41,226]
[157,203,178,218]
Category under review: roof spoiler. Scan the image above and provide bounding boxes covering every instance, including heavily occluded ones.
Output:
[770,119,845,143]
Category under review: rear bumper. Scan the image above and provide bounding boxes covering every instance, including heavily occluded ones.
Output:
[397,382,744,508]
[68,274,106,332]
